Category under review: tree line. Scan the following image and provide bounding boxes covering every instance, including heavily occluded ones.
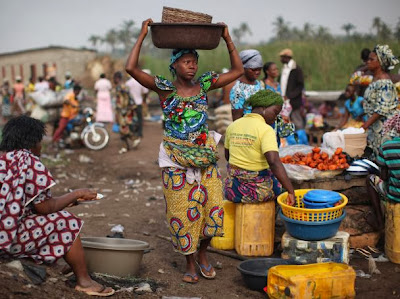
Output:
[88,17,400,54]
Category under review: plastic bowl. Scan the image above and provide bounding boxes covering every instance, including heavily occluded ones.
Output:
[302,199,335,209]
[279,210,346,241]
[150,23,224,49]
[237,258,301,291]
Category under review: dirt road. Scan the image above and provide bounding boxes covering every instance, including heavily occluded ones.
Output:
[0,121,399,299]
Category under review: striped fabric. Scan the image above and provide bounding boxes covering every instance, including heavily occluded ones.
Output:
[377,137,400,202]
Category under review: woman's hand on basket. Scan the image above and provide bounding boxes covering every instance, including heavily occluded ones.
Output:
[218,22,230,40]
[287,193,295,206]
[141,18,153,36]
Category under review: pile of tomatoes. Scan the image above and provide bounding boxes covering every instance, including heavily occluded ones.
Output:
[280,147,350,171]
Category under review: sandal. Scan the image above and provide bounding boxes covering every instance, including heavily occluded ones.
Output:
[75,285,115,297]
[182,272,199,284]
[196,261,216,279]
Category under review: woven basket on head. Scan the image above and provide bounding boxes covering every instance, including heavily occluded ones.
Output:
[162,6,212,23]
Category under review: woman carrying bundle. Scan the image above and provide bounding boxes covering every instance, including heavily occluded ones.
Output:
[125,19,243,284]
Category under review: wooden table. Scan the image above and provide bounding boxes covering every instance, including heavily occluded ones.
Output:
[291,174,366,191]
[305,127,326,146]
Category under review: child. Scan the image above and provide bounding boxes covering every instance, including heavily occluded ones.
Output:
[336,84,365,129]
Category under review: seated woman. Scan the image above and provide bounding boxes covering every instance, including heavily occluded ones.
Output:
[336,84,366,129]
[0,115,114,297]
[224,90,295,205]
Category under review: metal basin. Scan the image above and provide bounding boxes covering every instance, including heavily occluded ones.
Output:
[81,237,149,277]
[150,23,224,49]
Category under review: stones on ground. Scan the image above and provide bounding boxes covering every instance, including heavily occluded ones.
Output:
[78,154,93,163]
[158,269,165,274]
[135,282,152,293]
[143,232,150,236]
[6,260,24,272]
[215,261,223,269]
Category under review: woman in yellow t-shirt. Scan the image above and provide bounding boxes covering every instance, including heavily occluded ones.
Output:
[224,90,295,205]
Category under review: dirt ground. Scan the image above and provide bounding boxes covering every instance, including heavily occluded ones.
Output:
[1,120,400,299]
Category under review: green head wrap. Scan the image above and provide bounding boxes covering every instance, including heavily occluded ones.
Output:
[248,89,283,108]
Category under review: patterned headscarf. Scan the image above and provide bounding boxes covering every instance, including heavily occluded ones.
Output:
[169,49,199,75]
[383,112,400,134]
[374,44,399,71]
[239,49,263,69]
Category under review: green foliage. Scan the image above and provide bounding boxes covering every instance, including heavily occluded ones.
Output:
[248,90,283,108]
[140,40,400,91]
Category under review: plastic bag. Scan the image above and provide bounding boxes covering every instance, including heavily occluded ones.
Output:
[279,145,336,181]
[28,90,63,108]
[322,131,345,151]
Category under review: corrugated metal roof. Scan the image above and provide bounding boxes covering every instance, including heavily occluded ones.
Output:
[0,45,96,57]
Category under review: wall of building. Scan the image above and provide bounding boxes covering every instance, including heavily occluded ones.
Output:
[0,47,96,86]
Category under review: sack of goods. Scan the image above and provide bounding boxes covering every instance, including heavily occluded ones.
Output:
[214,104,232,135]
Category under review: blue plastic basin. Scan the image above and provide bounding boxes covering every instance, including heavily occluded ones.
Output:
[302,198,335,209]
[303,190,341,209]
[279,210,346,241]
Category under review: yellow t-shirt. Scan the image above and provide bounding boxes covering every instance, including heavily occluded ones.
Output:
[224,113,278,171]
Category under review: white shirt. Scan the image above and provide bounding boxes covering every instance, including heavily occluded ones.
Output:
[34,81,49,92]
[125,78,149,105]
[94,78,112,93]
[280,59,295,97]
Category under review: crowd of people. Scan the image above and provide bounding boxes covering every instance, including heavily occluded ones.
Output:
[0,18,399,296]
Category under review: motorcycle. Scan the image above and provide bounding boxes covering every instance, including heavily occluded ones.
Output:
[65,107,109,150]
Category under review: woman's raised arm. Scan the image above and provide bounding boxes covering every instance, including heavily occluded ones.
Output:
[125,19,158,92]
[210,24,244,90]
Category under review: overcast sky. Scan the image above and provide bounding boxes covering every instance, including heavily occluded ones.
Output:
[0,0,399,53]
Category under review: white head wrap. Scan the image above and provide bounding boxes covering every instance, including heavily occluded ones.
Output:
[239,49,263,69]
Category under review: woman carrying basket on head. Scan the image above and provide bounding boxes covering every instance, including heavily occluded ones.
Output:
[125,19,243,284]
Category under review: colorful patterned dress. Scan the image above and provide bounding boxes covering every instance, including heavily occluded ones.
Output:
[0,150,83,263]
[156,72,224,255]
[114,84,136,140]
[363,79,399,157]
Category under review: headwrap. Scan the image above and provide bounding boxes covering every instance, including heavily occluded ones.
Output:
[374,44,399,71]
[169,49,199,75]
[383,112,400,134]
[248,89,284,108]
[239,49,263,69]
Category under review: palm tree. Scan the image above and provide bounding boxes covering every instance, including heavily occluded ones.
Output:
[88,35,101,49]
[372,17,382,37]
[105,29,118,53]
[341,23,355,37]
[232,22,252,45]
[273,16,291,40]
[118,20,137,54]
[302,23,314,40]
[395,18,400,40]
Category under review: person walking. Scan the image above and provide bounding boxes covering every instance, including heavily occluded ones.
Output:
[279,48,305,129]
[125,18,243,284]
[94,73,113,123]
[126,69,150,140]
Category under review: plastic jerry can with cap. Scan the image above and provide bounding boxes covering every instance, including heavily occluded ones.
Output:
[211,200,235,250]
[385,201,400,264]
[266,262,356,299]
[235,201,275,256]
